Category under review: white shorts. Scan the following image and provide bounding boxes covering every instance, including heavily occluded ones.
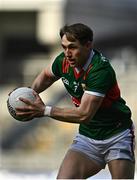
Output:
[70,127,135,168]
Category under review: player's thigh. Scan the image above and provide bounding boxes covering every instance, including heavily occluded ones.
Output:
[57,149,102,179]
[108,159,135,179]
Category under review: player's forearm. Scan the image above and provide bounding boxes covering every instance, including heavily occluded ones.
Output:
[31,69,57,94]
[45,94,103,124]
[32,77,53,94]
[48,106,89,124]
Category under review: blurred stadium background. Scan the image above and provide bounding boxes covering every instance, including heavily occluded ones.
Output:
[0,0,137,179]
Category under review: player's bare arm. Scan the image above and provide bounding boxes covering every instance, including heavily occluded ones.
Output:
[50,93,104,123]
[16,92,104,124]
[32,65,59,93]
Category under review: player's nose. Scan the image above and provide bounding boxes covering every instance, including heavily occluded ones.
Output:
[65,49,72,58]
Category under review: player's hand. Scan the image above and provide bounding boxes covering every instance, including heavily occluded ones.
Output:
[15,91,45,120]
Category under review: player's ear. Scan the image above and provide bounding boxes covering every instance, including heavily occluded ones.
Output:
[85,41,93,49]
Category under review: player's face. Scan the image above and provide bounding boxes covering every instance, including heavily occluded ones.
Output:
[61,35,92,68]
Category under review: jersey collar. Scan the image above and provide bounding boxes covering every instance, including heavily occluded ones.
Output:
[74,50,94,79]
[75,50,94,73]
[83,50,94,71]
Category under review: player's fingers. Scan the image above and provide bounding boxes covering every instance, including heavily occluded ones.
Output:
[16,111,31,115]
[16,108,38,119]
[16,106,32,112]
[19,97,32,105]
[16,103,41,112]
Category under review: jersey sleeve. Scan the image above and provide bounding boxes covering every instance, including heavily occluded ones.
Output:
[85,66,115,97]
[51,52,65,78]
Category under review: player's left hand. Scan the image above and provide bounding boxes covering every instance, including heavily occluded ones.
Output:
[16,91,45,120]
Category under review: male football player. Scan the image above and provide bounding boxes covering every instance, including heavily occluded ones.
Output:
[16,23,135,179]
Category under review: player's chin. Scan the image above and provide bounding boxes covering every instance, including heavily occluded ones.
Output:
[67,59,76,67]
[69,64,76,68]
[69,62,76,67]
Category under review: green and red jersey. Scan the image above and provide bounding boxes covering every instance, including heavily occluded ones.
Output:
[51,50,132,140]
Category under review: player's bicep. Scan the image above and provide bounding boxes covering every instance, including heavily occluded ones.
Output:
[44,64,60,82]
[78,92,104,122]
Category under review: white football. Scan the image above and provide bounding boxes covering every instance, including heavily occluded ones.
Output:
[7,87,36,121]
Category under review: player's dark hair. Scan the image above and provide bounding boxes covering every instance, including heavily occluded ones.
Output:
[60,23,93,45]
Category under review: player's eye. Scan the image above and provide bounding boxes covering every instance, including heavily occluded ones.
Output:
[68,45,78,50]
[62,45,66,50]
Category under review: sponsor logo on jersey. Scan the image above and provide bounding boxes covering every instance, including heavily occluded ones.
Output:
[62,77,83,93]
[62,77,69,85]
